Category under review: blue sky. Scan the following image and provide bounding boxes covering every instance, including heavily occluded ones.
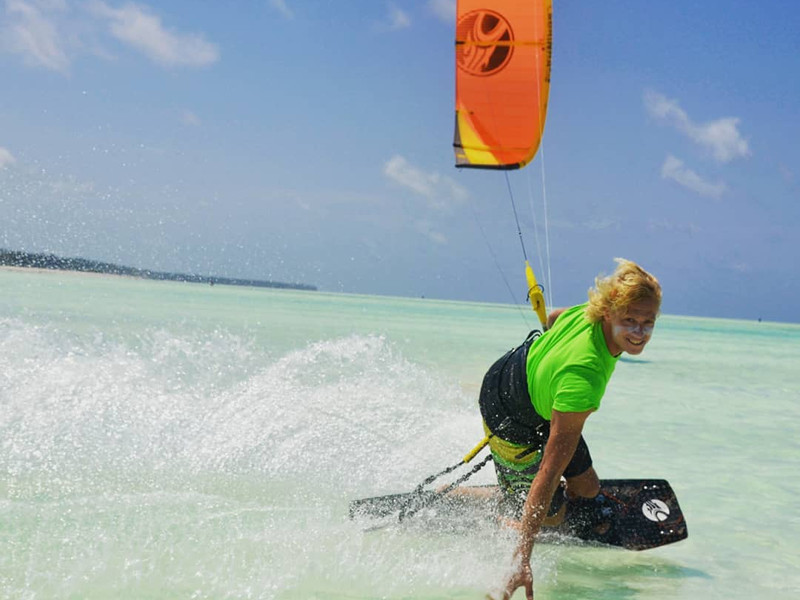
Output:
[1,1,798,323]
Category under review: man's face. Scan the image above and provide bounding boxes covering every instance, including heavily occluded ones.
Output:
[605,298,659,356]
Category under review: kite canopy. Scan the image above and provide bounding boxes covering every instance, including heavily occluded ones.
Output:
[454,0,552,169]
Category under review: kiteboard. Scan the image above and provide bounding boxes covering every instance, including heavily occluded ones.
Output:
[349,479,687,551]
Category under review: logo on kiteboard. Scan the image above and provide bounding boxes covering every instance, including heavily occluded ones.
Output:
[456,10,514,77]
[642,498,670,522]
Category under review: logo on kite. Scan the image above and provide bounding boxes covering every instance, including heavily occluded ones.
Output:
[641,499,670,522]
[456,10,514,77]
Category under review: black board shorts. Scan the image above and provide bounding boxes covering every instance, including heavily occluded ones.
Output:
[479,336,593,498]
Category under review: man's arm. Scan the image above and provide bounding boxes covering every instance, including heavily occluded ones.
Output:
[546,308,567,330]
[499,409,593,600]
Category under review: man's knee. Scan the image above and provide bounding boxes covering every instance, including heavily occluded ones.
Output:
[565,467,600,499]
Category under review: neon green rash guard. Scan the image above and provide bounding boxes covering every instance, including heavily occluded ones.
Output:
[526,303,618,420]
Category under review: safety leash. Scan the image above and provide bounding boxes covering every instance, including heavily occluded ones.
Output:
[395,435,493,523]
[398,452,494,522]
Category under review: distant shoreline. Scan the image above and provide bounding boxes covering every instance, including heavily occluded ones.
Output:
[0,249,317,292]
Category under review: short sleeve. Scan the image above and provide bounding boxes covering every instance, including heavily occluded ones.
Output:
[551,368,602,413]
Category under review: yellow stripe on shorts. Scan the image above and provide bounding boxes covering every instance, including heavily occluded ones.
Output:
[483,421,542,471]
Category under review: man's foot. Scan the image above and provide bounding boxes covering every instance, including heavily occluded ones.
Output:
[565,493,615,537]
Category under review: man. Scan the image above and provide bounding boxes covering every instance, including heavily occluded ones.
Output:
[479,258,661,600]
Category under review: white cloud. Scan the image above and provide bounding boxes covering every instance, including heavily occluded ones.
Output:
[644,90,750,163]
[386,3,411,30]
[427,0,455,23]
[384,155,435,196]
[268,0,293,20]
[661,155,726,199]
[730,261,752,273]
[87,1,219,67]
[383,155,467,210]
[0,146,17,168]
[2,1,220,71]
[180,109,200,126]
[584,218,619,231]
[2,0,70,72]
[779,163,794,185]
[415,219,447,245]
[646,218,700,236]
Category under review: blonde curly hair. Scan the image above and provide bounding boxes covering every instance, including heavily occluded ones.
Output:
[585,258,661,323]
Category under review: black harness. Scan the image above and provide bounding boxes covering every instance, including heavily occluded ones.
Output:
[479,330,550,446]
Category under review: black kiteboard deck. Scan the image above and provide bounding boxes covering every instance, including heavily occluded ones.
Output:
[349,479,687,551]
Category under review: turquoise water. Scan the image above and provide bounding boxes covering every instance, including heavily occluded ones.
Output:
[1,268,799,599]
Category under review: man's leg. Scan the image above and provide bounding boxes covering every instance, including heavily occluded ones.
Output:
[563,466,614,536]
[564,466,600,500]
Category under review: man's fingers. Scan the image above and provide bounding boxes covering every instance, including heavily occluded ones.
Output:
[525,579,534,600]
[502,581,514,600]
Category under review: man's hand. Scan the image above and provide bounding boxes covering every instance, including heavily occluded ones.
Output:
[490,410,592,600]
[495,560,533,600]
